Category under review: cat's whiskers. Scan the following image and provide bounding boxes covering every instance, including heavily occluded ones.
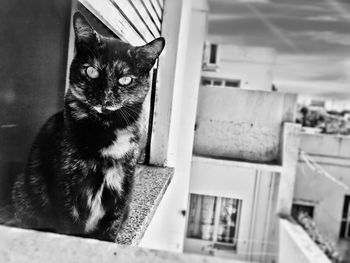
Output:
[119,108,131,127]
[123,104,139,115]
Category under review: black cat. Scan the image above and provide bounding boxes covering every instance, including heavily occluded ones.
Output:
[11,12,165,241]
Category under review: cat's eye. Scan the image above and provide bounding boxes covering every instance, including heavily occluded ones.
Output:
[118,76,133,86]
[86,66,99,79]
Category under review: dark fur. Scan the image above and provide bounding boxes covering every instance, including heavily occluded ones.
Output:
[11,12,165,241]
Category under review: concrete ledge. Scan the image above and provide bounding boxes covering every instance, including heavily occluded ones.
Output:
[279,218,331,263]
[116,165,173,245]
[0,224,242,263]
[0,165,173,246]
[192,155,283,173]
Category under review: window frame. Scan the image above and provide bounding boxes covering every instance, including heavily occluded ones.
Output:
[187,193,242,251]
[208,43,218,65]
[292,202,315,219]
[201,77,241,88]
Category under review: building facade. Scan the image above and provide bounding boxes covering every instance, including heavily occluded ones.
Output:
[183,86,300,263]
[202,42,275,91]
[294,132,350,261]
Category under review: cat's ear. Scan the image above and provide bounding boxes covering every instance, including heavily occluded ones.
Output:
[133,37,165,70]
[73,12,100,48]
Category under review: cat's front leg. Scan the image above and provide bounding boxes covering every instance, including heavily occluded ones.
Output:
[88,208,129,242]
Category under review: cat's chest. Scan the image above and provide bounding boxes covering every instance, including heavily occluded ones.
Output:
[79,163,125,233]
[100,128,138,159]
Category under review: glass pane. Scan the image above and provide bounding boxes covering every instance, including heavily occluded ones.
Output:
[202,78,212,86]
[225,80,240,88]
[213,80,222,86]
[187,194,217,241]
[216,198,241,244]
[209,44,218,64]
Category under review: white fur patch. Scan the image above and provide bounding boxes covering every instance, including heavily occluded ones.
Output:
[84,165,125,232]
[101,129,135,159]
[105,106,120,111]
[85,186,105,233]
[105,165,124,194]
[93,106,102,113]
[71,206,79,221]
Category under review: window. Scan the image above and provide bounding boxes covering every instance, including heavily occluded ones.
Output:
[213,80,223,86]
[187,194,242,251]
[202,42,220,71]
[202,78,212,86]
[292,203,315,219]
[209,44,218,65]
[340,195,350,238]
[201,77,241,88]
[225,80,240,88]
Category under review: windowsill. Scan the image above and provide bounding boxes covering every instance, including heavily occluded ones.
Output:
[0,165,173,246]
[115,165,173,245]
[202,64,219,72]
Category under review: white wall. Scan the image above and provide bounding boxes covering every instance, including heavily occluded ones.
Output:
[140,0,208,252]
[279,218,331,263]
[294,133,350,243]
[202,45,275,91]
[185,157,278,262]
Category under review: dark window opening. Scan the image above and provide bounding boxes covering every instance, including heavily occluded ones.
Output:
[225,80,240,88]
[202,78,211,86]
[340,195,350,238]
[209,44,218,64]
[292,203,315,219]
[213,80,222,86]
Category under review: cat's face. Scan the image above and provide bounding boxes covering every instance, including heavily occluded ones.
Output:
[67,12,165,116]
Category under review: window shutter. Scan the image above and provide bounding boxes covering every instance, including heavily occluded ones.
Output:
[79,0,164,46]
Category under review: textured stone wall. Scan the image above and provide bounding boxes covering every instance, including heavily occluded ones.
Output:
[193,88,297,163]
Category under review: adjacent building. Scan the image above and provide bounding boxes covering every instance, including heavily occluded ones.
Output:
[294,132,350,261]
[201,42,275,91]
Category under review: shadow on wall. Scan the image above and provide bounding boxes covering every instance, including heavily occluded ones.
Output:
[0,0,71,207]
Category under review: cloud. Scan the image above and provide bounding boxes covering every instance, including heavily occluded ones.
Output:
[208,0,350,101]
[213,0,270,4]
[235,0,270,2]
[275,54,350,81]
[305,15,343,22]
[288,31,350,46]
[209,14,247,21]
[274,79,350,100]
[273,54,350,100]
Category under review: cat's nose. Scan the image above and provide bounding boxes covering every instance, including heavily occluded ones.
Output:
[103,100,114,108]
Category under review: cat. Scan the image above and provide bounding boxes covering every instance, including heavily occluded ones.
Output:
[11,12,165,241]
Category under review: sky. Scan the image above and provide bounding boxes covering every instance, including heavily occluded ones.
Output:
[208,0,350,101]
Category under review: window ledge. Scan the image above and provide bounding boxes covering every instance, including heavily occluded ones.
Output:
[115,165,174,245]
[0,165,173,246]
